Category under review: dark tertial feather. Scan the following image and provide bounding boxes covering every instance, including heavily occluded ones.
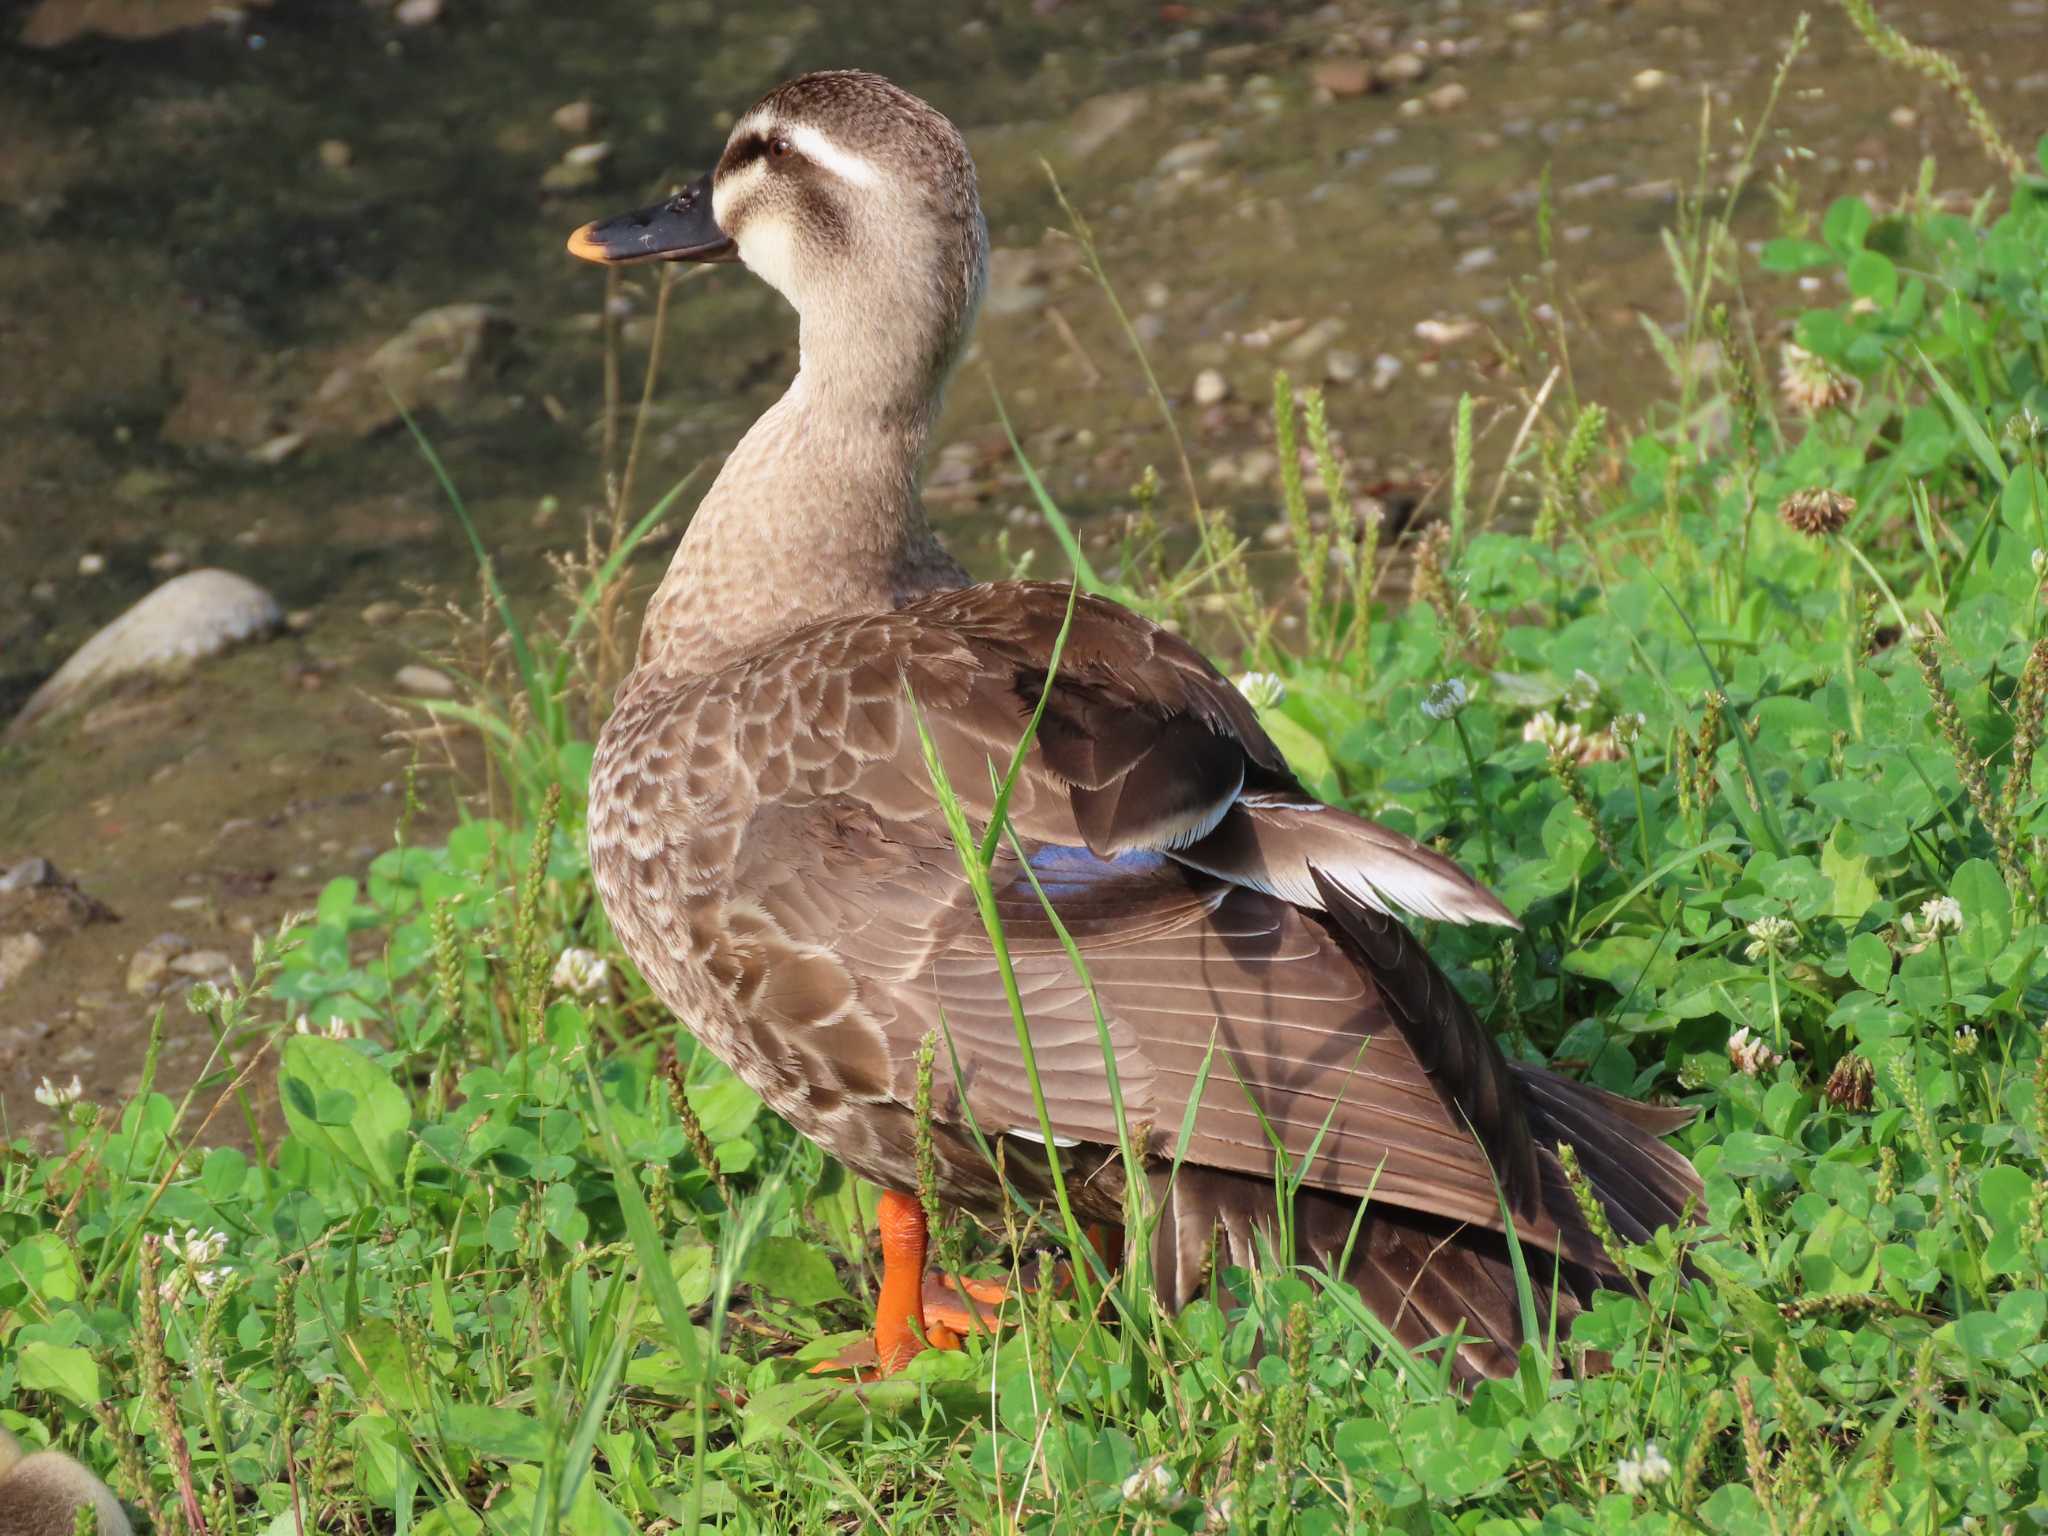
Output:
[1310,866,1541,1214]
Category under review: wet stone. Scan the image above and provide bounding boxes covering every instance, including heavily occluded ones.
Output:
[1310,58,1373,98]
[127,933,193,995]
[1155,138,1223,177]
[0,934,46,995]
[394,664,457,698]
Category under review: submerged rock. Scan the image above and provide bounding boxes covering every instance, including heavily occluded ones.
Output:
[7,570,283,740]
[126,933,192,996]
[296,303,516,441]
[0,935,45,996]
[19,0,266,46]
[0,858,118,934]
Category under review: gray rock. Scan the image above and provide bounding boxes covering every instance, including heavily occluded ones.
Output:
[394,664,457,698]
[1155,138,1223,177]
[127,933,192,996]
[297,303,515,441]
[1282,318,1346,363]
[984,247,1051,318]
[7,570,282,739]
[1324,348,1364,384]
[0,933,46,995]
[169,949,234,978]
[1066,90,1149,160]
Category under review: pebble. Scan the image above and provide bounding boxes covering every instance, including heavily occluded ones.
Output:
[169,950,233,979]
[1382,164,1440,190]
[1454,246,1498,273]
[1379,51,1430,86]
[552,100,600,137]
[1415,317,1479,347]
[1310,58,1373,98]
[1155,138,1223,177]
[0,933,46,995]
[126,933,192,995]
[1370,353,1404,392]
[77,552,105,576]
[361,600,404,626]
[1425,82,1470,113]
[1324,348,1363,384]
[1193,368,1231,406]
[394,664,458,698]
[1065,89,1149,160]
[1506,9,1548,31]
[1889,106,1918,130]
[393,0,440,24]
[249,432,304,465]
[318,139,352,172]
[1282,317,1345,363]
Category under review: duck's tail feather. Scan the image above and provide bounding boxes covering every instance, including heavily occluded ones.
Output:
[1147,1078,1701,1383]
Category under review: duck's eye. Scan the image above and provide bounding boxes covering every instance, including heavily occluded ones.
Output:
[768,137,794,162]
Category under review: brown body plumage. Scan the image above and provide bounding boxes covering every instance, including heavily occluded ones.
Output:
[575,70,1699,1380]
[0,1428,132,1536]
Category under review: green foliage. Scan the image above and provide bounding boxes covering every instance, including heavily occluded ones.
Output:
[9,69,2048,1536]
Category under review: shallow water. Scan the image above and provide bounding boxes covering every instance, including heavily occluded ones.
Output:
[1,0,2041,1127]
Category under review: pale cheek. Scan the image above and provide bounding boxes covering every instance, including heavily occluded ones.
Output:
[738,215,801,303]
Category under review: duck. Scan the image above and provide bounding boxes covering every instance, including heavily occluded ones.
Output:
[567,69,1699,1382]
[0,1426,133,1536]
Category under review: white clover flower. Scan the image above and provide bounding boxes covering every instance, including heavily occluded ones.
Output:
[293,1014,313,1035]
[1120,1457,1178,1505]
[551,946,611,999]
[1234,671,1287,711]
[1915,895,1963,938]
[1421,677,1470,721]
[194,1267,232,1298]
[1611,711,1647,747]
[1745,915,1797,962]
[1203,1495,1238,1532]
[1523,710,1587,758]
[166,1227,229,1266]
[1727,1026,1785,1077]
[1617,1440,1672,1495]
[325,1017,355,1040]
[1954,1025,1980,1056]
[33,1074,83,1110]
[1563,668,1602,714]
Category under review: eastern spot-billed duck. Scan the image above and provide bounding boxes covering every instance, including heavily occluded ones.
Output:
[567,69,1699,1381]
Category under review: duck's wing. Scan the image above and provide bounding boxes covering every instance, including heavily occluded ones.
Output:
[694,581,1690,1245]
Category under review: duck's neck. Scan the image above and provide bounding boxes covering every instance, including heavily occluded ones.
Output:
[633,302,971,677]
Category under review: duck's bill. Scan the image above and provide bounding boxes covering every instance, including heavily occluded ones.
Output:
[565,173,736,265]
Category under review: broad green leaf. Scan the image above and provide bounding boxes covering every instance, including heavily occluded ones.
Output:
[742,1236,848,1307]
[278,1036,412,1194]
[16,1341,100,1406]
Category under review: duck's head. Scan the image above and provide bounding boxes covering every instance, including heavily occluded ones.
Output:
[569,71,987,402]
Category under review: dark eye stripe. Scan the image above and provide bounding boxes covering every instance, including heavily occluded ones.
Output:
[718,134,769,177]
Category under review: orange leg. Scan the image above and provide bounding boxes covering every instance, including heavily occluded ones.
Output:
[874,1189,958,1372]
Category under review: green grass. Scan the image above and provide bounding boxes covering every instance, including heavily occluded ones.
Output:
[8,33,2048,1535]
